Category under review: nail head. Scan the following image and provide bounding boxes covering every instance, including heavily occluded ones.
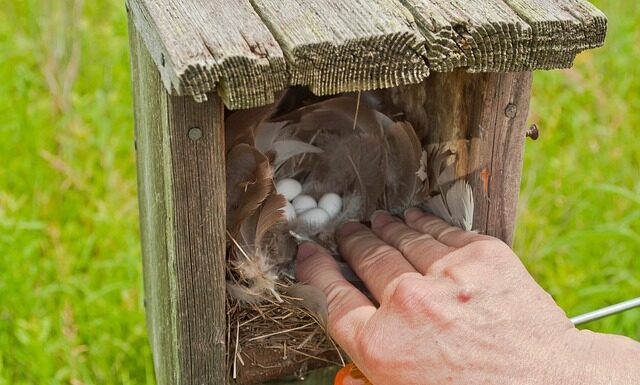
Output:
[188,127,202,141]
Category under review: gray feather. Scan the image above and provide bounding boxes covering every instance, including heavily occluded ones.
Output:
[425,180,474,231]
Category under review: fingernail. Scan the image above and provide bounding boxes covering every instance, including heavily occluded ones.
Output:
[404,207,424,222]
[370,210,396,230]
[337,220,364,239]
[296,242,318,262]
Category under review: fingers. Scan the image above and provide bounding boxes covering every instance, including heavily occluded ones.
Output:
[370,211,453,274]
[404,208,491,247]
[295,243,376,351]
[337,222,422,303]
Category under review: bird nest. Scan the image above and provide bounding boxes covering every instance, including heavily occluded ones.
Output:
[224,88,473,384]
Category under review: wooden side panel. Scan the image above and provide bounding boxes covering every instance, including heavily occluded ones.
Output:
[249,0,429,96]
[390,70,532,245]
[129,19,227,385]
[167,94,227,385]
[129,18,178,385]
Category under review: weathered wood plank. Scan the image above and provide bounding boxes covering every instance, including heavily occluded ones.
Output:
[167,94,227,385]
[249,0,430,97]
[399,0,606,73]
[127,0,605,108]
[503,0,607,69]
[397,0,533,72]
[129,18,227,385]
[126,0,287,109]
[129,17,178,385]
[389,70,532,245]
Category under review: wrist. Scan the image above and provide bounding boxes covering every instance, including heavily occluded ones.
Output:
[556,328,640,385]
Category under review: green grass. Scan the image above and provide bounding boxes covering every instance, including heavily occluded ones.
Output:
[517,0,640,339]
[0,0,638,384]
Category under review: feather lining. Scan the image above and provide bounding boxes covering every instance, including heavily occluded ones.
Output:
[226,144,274,236]
[224,92,476,304]
[424,179,474,231]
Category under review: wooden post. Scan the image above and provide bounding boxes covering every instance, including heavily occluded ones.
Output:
[129,19,227,385]
[392,70,533,245]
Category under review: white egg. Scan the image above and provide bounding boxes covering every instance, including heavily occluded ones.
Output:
[282,201,296,221]
[299,207,330,228]
[292,195,317,214]
[318,193,342,218]
[275,178,302,201]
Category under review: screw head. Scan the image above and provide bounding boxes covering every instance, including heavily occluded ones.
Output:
[188,127,202,141]
[505,103,518,118]
[526,124,539,140]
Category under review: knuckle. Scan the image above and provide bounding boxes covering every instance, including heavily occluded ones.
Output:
[439,263,462,281]
[464,239,509,258]
[397,233,431,253]
[358,246,399,274]
[388,277,431,312]
[324,281,357,341]
[340,230,371,252]
[297,255,332,281]
[435,226,459,240]
[413,216,437,232]
[379,221,405,241]
[324,279,351,314]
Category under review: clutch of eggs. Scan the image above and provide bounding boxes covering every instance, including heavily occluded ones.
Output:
[276,178,343,228]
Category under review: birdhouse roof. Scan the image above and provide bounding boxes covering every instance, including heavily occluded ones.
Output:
[127,0,606,110]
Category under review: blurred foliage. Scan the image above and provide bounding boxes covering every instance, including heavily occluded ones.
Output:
[0,0,637,384]
[517,0,640,339]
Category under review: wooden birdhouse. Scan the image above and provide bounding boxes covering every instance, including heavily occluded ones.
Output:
[126,0,606,384]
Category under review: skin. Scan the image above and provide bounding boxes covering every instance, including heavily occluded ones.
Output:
[295,208,640,385]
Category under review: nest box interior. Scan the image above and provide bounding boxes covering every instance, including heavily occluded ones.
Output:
[223,78,529,384]
[126,0,606,384]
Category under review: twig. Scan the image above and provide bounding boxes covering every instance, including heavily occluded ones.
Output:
[248,323,316,342]
[233,320,240,379]
[353,91,362,130]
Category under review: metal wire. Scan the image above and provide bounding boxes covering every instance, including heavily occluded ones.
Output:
[570,297,640,326]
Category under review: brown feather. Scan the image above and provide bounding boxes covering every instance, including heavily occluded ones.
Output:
[229,194,293,303]
[224,90,287,152]
[226,144,274,236]
[255,194,287,244]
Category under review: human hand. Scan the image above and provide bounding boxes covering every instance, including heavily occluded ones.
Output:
[295,208,634,385]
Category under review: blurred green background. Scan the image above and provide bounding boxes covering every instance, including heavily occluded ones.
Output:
[0,0,638,384]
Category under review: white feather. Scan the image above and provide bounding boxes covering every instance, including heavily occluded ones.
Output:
[272,140,323,169]
[255,121,323,170]
[425,180,474,231]
[446,179,474,231]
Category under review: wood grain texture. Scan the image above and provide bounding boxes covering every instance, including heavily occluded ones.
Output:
[128,0,605,109]
[126,0,287,109]
[249,0,430,97]
[129,18,178,385]
[399,0,606,73]
[129,19,227,385]
[398,0,533,72]
[504,0,608,69]
[389,70,532,245]
[167,94,227,385]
